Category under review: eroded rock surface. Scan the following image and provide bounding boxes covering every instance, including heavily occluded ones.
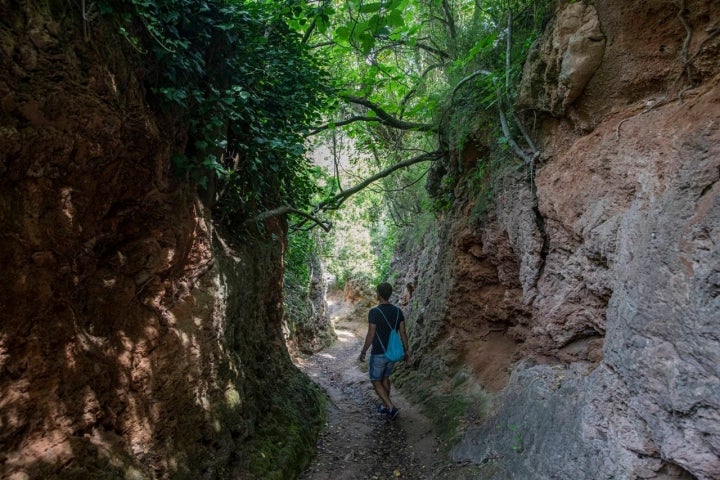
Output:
[0,3,321,478]
[518,2,605,115]
[395,1,720,479]
[451,78,720,480]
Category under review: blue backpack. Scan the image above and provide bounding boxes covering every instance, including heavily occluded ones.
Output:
[375,306,405,362]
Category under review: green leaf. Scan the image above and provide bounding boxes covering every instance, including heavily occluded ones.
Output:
[359,2,382,13]
[334,25,351,42]
[386,9,404,28]
[359,32,375,54]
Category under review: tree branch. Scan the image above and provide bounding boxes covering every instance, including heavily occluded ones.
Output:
[308,115,381,135]
[400,63,443,114]
[496,91,537,166]
[416,42,451,59]
[302,0,333,45]
[312,150,441,213]
[332,129,343,192]
[512,111,538,154]
[496,12,539,172]
[498,104,529,163]
[247,151,443,230]
[302,19,318,45]
[451,69,492,100]
[391,40,450,59]
[309,90,441,135]
[441,0,457,40]
[505,9,512,95]
[372,40,450,60]
[309,40,336,49]
[341,95,436,132]
[253,205,333,231]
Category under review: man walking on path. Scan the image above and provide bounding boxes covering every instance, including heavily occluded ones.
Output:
[359,282,410,419]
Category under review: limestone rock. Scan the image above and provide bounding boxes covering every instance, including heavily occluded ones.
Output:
[518,2,605,115]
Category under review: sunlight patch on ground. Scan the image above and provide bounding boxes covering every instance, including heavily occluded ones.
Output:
[292,357,313,369]
[334,329,356,343]
[317,352,335,360]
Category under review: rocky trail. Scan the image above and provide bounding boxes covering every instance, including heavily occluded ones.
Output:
[295,300,484,480]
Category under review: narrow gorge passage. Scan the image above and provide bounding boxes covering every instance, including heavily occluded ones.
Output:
[295,298,484,480]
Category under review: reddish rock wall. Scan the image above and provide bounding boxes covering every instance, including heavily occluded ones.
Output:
[0,2,321,478]
[396,1,720,478]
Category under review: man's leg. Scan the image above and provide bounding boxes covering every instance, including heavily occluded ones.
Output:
[371,380,394,409]
[381,375,399,419]
[382,376,392,399]
[369,355,395,409]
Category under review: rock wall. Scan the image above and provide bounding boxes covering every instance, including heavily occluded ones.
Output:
[395,1,720,478]
[284,254,335,355]
[0,1,322,478]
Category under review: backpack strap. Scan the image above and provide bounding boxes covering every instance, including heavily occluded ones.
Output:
[373,309,387,353]
[373,306,399,353]
[374,306,395,330]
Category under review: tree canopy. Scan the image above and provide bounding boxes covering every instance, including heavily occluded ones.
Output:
[294,0,547,229]
[106,0,549,236]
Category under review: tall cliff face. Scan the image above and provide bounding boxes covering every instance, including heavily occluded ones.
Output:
[395,1,719,478]
[0,1,322,478]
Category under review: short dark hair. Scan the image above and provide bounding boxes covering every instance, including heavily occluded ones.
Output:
[376,282,393,301]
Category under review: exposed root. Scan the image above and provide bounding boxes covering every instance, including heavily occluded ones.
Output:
[677,0,692,68]
[616,99,671,140]
[618,1,715,141]
[688,23,720,63]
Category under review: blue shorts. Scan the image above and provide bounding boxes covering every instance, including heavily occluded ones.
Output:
[369,354,395,381]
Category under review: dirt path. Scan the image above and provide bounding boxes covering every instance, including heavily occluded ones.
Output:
[295,301,481,480]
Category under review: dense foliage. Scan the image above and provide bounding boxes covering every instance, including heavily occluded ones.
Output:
[301,0,550,284]
[104,0,334,228]
[108,0,549,283]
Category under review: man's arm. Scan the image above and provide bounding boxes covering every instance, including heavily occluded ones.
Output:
[359,323,376,362]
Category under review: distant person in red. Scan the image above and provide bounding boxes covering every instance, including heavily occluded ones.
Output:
[359,282,410,419]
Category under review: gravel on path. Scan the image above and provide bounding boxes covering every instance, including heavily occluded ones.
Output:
[295,309,487,480]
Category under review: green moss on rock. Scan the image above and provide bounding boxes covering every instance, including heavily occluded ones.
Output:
[248,369,326,479]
